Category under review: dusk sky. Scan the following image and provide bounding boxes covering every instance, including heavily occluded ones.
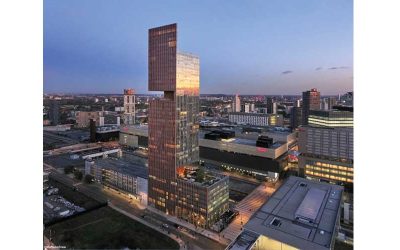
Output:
[44,0,353,95]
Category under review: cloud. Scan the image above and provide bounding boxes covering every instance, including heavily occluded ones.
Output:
[281,70,293,75]
[315,67,323,71]
[328,66,349,70]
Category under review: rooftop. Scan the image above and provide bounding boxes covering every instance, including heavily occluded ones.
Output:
[230,176,343,250]
[94,156,148,179]
[177,165,227,187]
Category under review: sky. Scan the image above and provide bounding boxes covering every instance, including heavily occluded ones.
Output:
[44,0,353,95]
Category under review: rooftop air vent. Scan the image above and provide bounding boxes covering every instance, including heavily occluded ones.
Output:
[270,218,282,227]
[299,182,307,187]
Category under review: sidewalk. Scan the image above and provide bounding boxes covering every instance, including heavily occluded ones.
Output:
[109,203,186,250]
[147,206,230,246]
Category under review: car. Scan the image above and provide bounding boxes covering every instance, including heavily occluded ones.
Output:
[162,223,169,229]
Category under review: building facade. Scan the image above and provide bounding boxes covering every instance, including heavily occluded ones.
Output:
[147,23,228,228]
[298,126,353,187]
[232,94,241,112]
[302,88,320,125]
[123,88,136,125]
[76,111,102,128]
[308,109,353,128]
[229,112,268,126]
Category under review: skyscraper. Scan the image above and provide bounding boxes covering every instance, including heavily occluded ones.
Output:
[301,88,320,125]
[123,88,135,125]
[266,97,277,114]
[232,94,241,112]
[147,24,229,228]
[49,99,60,125]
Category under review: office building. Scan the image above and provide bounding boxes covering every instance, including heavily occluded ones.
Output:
[339,92,353,107]
[228,176,343,250]
[75,111,102,128]
[321,97,337,111]
[229,113,268,126]
[232,94,241,112]
[290,106,302,130]
[268,114,284,127]
[123,88,136,125]
[119,125,149,149]
[267,97,277,114]
[85,157,148,205]
[241,103,255,113]
[298,126,353,187]
[302,88,320,125]
[49,100,60,125]
[147,23,229,228]
[308,109,353,128]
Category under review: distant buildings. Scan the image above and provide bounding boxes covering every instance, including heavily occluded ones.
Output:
[228,176,343,250]
[290,106,302,130]
[123,88,135,125]
[302,88,321,125]
[228,113,283,127]
[266,97,277,114]
[76,111,102,128]
[241,103,255,113]
[49,100,60,125]
[339,92,353,107]
[232,94,241,112]
[321,97,337,111]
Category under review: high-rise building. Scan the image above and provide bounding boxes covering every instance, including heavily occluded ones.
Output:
[241,103,254,113]
[290,106,302,130]
[147,23,229,228]
[321,97,337,110]
[123,88,135,125]
[232,94,241,112]
[302,88,320,125]
[266,97,277,114]
[49,100,60,125]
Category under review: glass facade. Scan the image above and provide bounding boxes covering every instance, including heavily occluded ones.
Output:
[148,23,228,228]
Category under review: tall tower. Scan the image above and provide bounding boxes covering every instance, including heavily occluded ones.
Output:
[123,88,135,125]
[302,88,320,125]
[232,94,241,112]
[148,23,200,213]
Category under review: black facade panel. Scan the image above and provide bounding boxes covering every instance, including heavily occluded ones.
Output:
[199,147,282,173]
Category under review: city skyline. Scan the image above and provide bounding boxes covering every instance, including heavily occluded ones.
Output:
[44,0,353,95]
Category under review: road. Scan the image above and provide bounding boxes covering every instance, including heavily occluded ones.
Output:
[44,163,226,250]
[221,181,280,242]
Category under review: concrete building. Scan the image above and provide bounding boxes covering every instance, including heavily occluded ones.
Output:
[147,23,229,228]
[298,126,353,187]
[241,103,255,113]
[123,88,136,125]
[49,100,60,125]
[118,125,296,179]
[290,106,302,130]
[321,97,337,111]
[308,109,353,128]
[119,125,149,149]
[228,176,343,250]
[76,111,102,128]
[267,97,277,114]
[232,94,241,112]
[302,88,321,125]
[85,157,148,205]
[229,113,268,126]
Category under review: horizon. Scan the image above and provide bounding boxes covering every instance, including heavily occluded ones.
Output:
[44,0,353,95]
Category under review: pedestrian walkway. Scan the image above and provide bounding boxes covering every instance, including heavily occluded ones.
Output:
[109,203,186,250]
[147,206,230,246]
[221,182,279,242]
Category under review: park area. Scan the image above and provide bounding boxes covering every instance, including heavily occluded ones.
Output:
[44,206,180,249]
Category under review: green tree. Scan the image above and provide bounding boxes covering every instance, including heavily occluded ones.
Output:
[195,168,205,183]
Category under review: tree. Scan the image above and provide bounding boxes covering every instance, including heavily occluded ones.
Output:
[84,174,94,184]
[74,170,83,180]
[64,165,74,174]
[195,168,205,183]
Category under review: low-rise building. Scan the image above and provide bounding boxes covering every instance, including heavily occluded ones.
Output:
[228,176,343,250]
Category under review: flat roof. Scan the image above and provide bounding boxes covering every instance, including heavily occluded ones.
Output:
[94,157,148,179]
[239,176,343,250]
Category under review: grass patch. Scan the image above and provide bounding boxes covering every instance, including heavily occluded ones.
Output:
[44,206,179,250]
